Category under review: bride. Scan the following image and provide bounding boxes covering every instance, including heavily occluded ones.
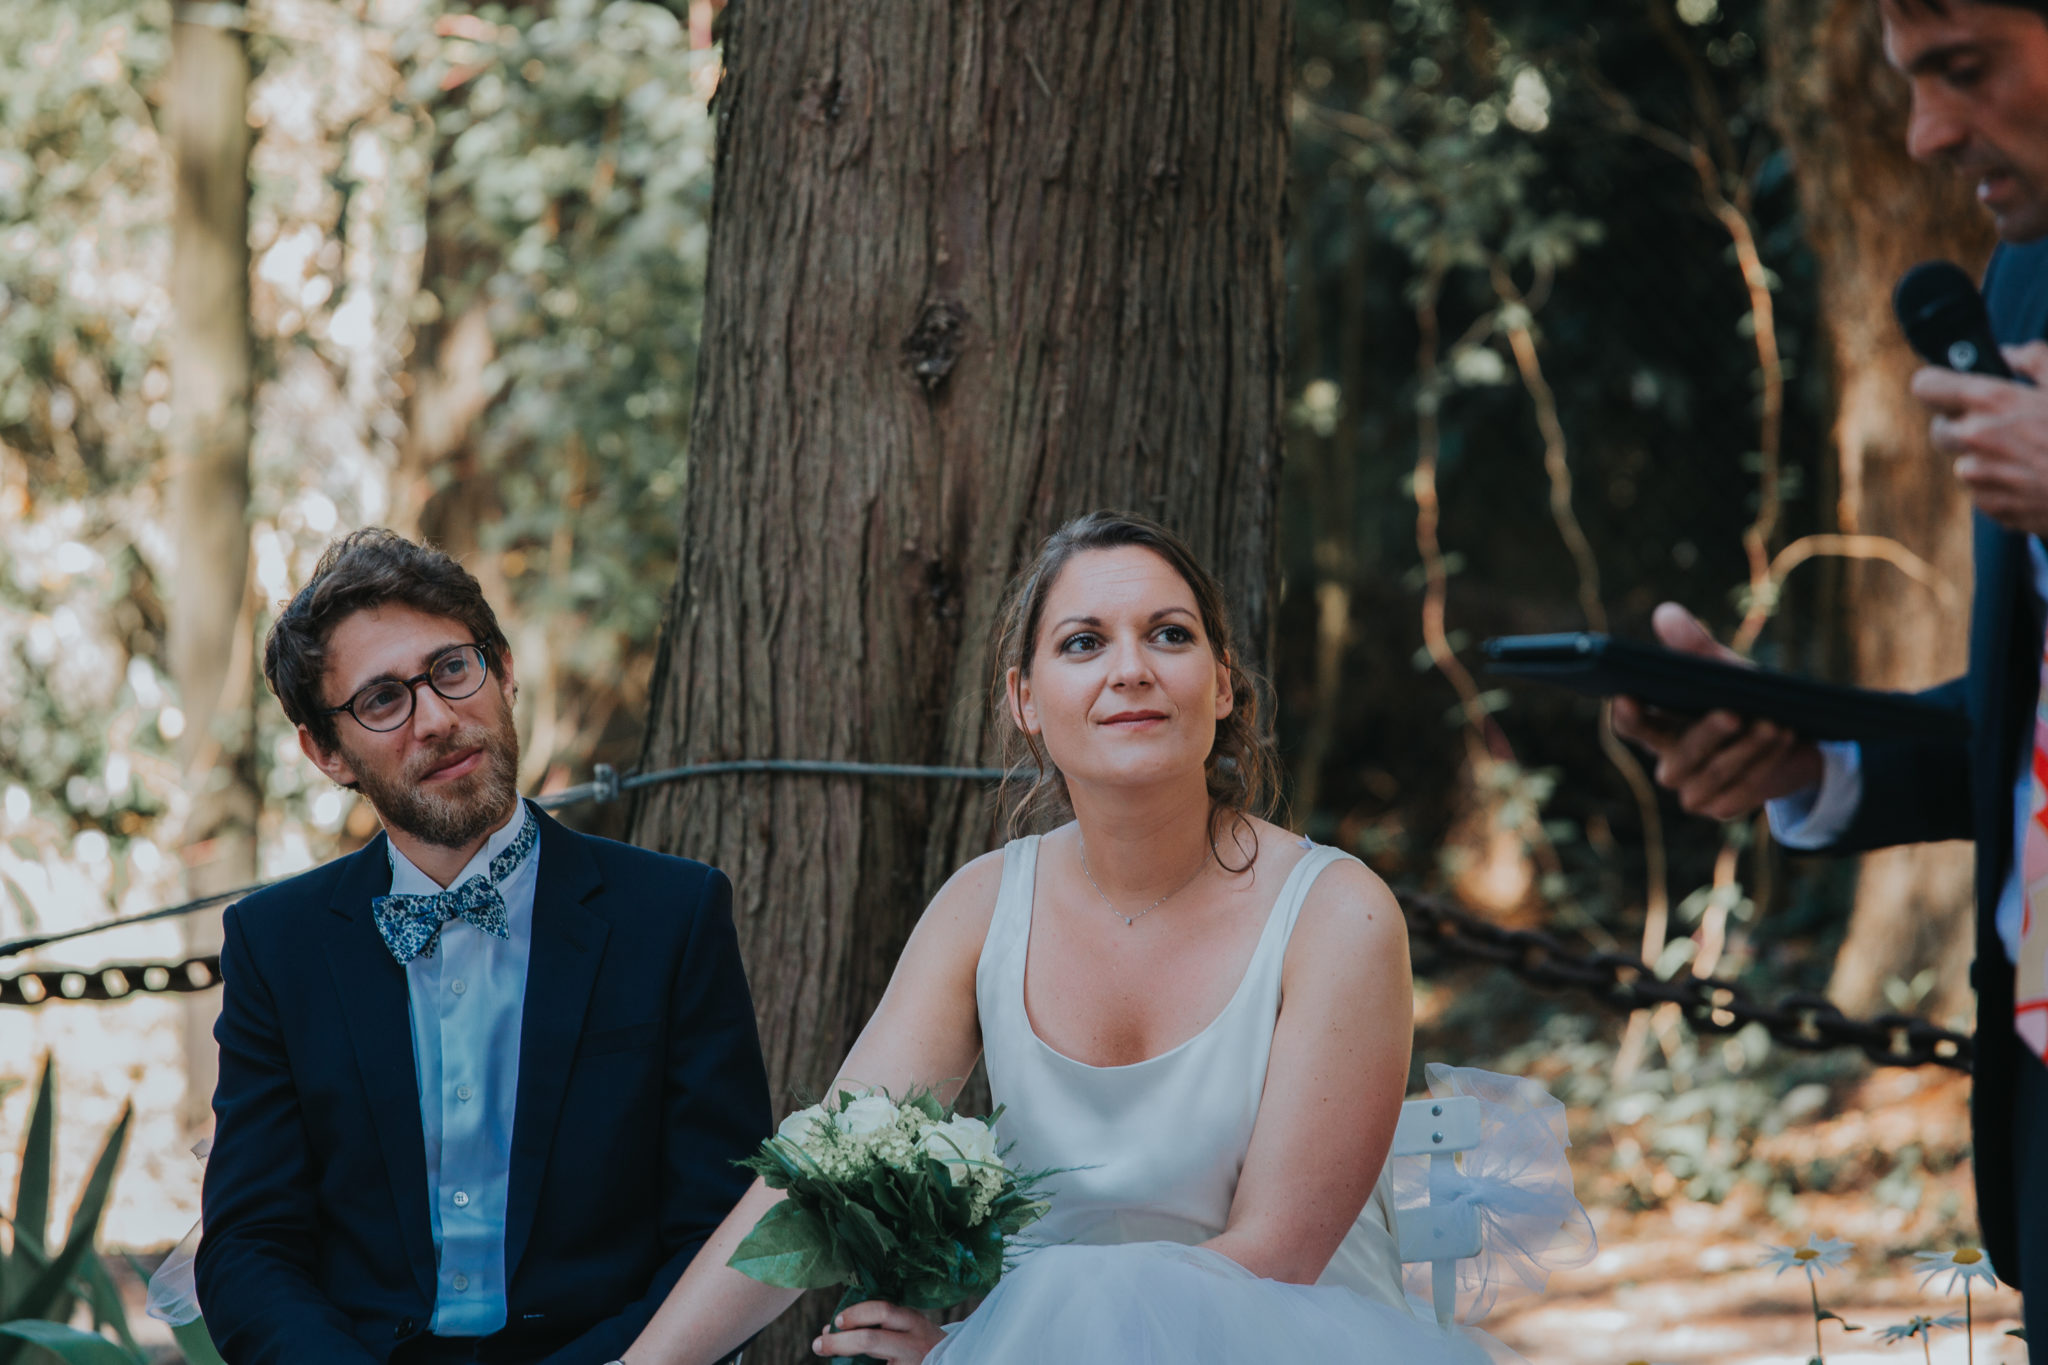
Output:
[618,511,1578,1364]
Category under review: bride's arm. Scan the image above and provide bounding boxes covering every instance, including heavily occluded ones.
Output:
[620,850,1004,1365]
[1206,858,1412,1284]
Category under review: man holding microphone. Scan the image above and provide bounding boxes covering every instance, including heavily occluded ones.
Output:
[1615,0,2048,1344]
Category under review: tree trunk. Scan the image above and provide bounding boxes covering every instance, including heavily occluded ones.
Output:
[168,10,258,1136]
[629,3,1289,1357]
[1766,0,1995,1018]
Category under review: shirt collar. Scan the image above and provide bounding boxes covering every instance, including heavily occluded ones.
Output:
[386,801,532,898]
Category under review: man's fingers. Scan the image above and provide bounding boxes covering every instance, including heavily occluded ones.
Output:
[1910,363,2009,413]
[1649,602,1743,664]
[1679,723,1796,819]
[2004,340,2048,385]
[1651,710,1745,789]
[1612,696,1683,752]
[1931,413,1968,455]
[1955,454,2021,490]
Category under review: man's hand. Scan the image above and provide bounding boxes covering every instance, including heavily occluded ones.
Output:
[1610,603,1824,821]
[1913,341,2048,535]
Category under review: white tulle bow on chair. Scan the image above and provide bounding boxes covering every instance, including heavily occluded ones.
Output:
[1389,1064,1598,1327]
[145,1137,208,1327]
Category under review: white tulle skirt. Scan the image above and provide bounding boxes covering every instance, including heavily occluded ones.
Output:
[924,1240,1525,1365]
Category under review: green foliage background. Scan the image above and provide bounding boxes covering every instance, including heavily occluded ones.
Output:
[0,0,1984,1279]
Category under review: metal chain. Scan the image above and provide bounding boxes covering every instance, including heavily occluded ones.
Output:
[0,889,1978,1075]
[0,955,221,1007]
[1402,890,1974,1073]
[0,755,1978,1072]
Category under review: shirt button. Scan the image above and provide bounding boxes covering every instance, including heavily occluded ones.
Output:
[455,1084,473,1102]
[453,1189,470,1208]
[450,978,467,996]
[451,1273,469,1292]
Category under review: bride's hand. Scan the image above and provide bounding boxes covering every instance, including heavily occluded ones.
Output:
[811,1301,946,1361]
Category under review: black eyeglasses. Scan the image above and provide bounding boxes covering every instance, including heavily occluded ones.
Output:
[324,643,492,733]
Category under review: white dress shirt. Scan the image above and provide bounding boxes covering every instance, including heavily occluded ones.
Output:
[386,802,538,1337]
[1768,537,2047,966]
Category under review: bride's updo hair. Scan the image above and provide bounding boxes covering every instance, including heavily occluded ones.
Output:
[992,510,1277,869]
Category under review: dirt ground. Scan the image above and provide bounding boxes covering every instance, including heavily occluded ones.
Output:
[1489,1065,2029,1364]
[1490,1201,2026,1364]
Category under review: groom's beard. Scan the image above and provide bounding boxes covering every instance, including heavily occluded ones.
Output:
[347,695,521,850]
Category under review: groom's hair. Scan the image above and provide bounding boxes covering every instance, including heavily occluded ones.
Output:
[992,510,1279,873]
[264,528,512,752]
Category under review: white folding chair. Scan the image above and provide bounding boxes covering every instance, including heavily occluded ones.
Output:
[1391,1093,1484,1328]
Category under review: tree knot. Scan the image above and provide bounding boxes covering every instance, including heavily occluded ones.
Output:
[903,300,968,393]
[797,75,845,125]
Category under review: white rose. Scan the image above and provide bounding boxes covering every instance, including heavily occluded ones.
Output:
[775,1103,830,1151]
[833,1094,901,1139]
[921,1115,999,1184]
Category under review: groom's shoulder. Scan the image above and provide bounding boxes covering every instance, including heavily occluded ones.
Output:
[221,841,381,950]
[560,824,727,912]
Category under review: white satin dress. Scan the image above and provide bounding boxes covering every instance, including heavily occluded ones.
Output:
[924,835,1575,1364]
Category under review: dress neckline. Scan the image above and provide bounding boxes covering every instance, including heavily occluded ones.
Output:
[1016,835,1332,1073]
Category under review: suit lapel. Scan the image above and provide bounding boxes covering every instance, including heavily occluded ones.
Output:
[503,808,608,1283]
[321,834,438,1304]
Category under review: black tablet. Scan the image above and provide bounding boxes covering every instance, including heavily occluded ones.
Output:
[1480,633,1965,745]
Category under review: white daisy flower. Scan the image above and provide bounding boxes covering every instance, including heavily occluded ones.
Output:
[1912,1247,1999,1296]
[1876,1313,1964,1344]
[1760,1233,1854,1279]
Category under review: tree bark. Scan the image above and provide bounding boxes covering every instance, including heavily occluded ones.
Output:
[168,8,258,1136]
[629,3,1290,1356]
[1766,0,1995,1018]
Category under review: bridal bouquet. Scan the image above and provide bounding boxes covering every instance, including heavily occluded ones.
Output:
[728,1087,1055,1347]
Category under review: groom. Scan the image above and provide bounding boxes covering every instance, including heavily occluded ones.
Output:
[194,529,772,1364]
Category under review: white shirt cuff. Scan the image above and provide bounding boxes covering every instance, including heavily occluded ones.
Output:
[1766,740,1862,849]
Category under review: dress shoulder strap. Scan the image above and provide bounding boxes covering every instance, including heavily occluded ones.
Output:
[1267,842,1356,947]
[975,835,1040,998]
[1229,842,1356,1025]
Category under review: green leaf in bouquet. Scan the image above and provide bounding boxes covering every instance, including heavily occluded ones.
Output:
[905,1091,945,1124]
[967,1215,1004,1260]
[741,1137,823,1192]
[726,1200,849,1290]
[830,1200,898,1267]
[0,1322,137,1365]
[896,1276,962,1313]
[993,1196,1049,1236]
[863,1170,909,1222]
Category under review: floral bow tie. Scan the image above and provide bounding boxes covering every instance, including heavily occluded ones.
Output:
[370,813,537,965]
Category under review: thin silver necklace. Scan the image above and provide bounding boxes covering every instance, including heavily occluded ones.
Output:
[1077,835,1213,927]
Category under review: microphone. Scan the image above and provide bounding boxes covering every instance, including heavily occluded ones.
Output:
[1893,260,2015,378]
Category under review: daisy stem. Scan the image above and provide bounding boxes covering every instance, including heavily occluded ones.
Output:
[1809,1275,1825,1362]
[1965,1283,1974,1365]
[1924,1335,1932,1365]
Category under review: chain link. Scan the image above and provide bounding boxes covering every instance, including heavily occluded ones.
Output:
[1402,890,1974,1072]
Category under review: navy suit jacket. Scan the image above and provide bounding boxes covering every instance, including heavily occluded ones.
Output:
[193,803,773,1364]
[1823,237,2048,1285]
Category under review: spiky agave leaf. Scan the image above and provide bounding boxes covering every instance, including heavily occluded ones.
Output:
[0,1103,131,1365]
